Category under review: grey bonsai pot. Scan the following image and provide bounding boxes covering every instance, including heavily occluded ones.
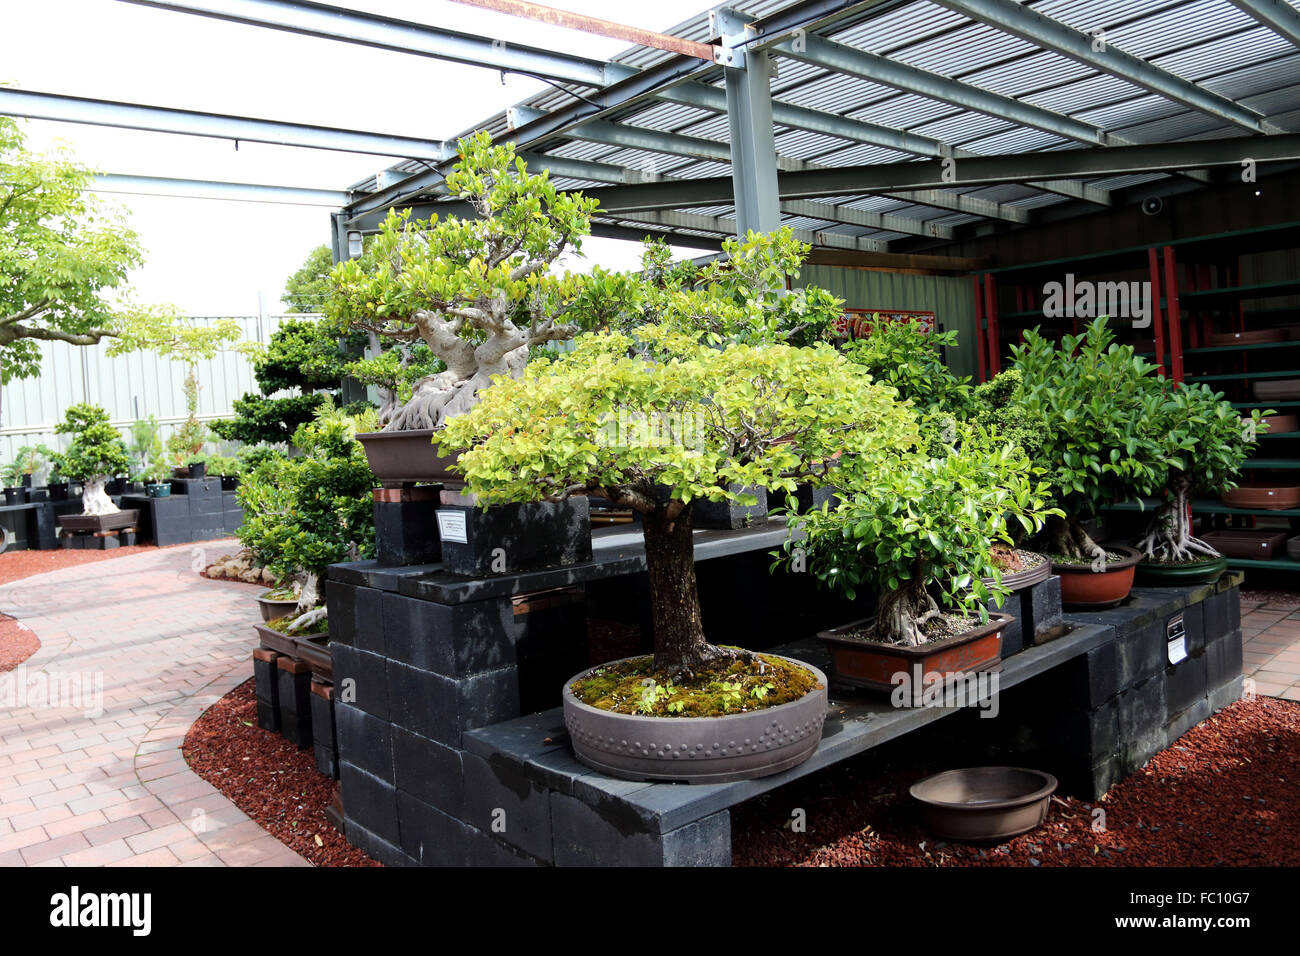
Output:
[257,592,301,622]
[561,654,828,784]
[356,429,464,488]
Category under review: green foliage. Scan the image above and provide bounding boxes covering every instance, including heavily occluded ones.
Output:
[439,325,919,510]
[606,231,844,348]
[235,403,375,582]
[282,245,335,314]
[1010,318,1171,523]
[211,392,328,446]
[53,403,129,481]
[1154,382,1262,498]
[165,366,208,462]
[0,117,244,381]
[127,416,164,473]
[967,369,1047,467]
[344,341,444,402]
[2,443,56,483]
[254,317,355,394]
[779,431,1059,640]
[842,317,972,417]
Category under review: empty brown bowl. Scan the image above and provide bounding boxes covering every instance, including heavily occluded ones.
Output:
[909,767,1058,842]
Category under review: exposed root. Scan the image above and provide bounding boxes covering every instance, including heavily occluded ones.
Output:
[662,643,765,682]
[1138,483,1222,564]
[287,606,328,634]
[80,477,121,517]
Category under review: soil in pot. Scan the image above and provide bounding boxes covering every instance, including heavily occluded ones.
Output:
[982,547,1050,591]
[265,613,328,638]
[1049,545,1140,609]
[569,652,817,718]
[1134,554,1228,586]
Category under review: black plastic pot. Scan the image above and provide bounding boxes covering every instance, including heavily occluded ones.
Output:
[48,482,69,501]
[3,487,27,506]
[188,461,207,478]
[220,475,239,491]
[20,474,32,488]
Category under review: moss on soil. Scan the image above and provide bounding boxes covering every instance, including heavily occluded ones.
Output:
[1139,553,1224,567]
[1047,550,1129,567]
[267,613,328,637]
[571,651,819,718]
[262,587,297,601]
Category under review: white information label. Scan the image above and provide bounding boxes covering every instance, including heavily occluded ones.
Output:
[436,509,468,544]
[1167,635,1187,665]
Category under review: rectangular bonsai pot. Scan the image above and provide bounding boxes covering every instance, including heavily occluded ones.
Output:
[58,509,140,533]
[1200,529,1289,559]
[816,613,1008,696]
[253,622,331,681]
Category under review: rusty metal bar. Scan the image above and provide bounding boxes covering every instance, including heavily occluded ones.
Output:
[445,0,717,61]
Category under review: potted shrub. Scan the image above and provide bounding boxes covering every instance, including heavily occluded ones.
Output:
[1133,383,1264,584]
[140,452,172,497]
[256,581,301,623]
[237,402,376,653]
[52,403,139,532]
[166,365,208,475]
[326,131,616,484]
[842,316,973,420]
[440,325,918,782]
[1,460,26,505]
[785,430,1056,699]
[1010,319,1170,608]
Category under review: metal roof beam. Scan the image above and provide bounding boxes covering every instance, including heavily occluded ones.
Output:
[0,87,451,160]
[1227,0,1300,49]
[113,0,636,86]
[772,33,1114,146]
[935,0,1275,133]
[780,198,954,239]
[614,210,891,252]
[94,173,350,206]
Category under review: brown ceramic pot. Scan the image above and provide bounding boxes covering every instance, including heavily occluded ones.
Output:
[1052,545,1141,609]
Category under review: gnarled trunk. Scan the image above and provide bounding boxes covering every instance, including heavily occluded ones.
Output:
[1046,513,1107,568]
[874,571,943,647]
[80,477,120,516]
[287,572,328,632]
[1135,476,1221,563]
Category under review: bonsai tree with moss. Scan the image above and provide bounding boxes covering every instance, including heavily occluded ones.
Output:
[326,131,620,432]
[842,316,972,419]
[236,401,376,630]
[1134,383,1264,564]
[441,325,917,675]
[779,427,1058,645]
[1009,317,1171,566]
[54,403,130,515]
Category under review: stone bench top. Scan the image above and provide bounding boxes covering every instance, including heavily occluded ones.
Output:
[330,517,797,604]
[462,572,1241,836]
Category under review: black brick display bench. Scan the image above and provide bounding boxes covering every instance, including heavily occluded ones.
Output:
[326,522,1243,867]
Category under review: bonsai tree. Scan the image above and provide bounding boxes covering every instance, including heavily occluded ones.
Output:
[54,403,130,515]
[779,428,1058,646]
[3,444,54,486]
[842,316,972,418]
[127,416,164,475]
[1134,383,1264,564]
[326,131,616,432]
[236,402,376,630]
[344,340,445,426]
[440,326,918,674]
[166,365,208,464]
[1009,318,1170,566]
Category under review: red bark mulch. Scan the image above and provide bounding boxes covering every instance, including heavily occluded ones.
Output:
[0,614,39,674]
[732,696,1300,866]
[182,677,379,867]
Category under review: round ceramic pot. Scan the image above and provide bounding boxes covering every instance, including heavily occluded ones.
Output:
[146,483,171,498]
[981,551,1051,592]
[1134,555,1228,586]
[910,767,1057,842]
[257,594,301,623]
[1052,545,1141,609]
[562,654,827,784]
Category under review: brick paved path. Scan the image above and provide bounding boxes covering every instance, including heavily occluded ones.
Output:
[1240,592,1300,702]
[0,543,308,867]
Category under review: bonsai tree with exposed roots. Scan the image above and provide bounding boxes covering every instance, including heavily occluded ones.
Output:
[1135,383,1264,564]
[55,404,130,516]
[440,326,918,675]
[326,131,618,432]
[780,426,1058,646]
[1010,318,1170,567]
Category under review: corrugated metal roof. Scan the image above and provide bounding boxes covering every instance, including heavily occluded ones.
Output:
[352,0,1300,255]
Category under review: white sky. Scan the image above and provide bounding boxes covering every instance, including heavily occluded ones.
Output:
[5,0,709,315]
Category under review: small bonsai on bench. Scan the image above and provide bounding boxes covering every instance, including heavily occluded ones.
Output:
[55,403,131,517]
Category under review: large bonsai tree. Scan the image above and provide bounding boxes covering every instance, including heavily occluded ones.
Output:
[237,401,376,629]
[326,131,616,432]
[780,427,1058,645]
[1010,318,1170,565]
[54,403,130,515]
[1135,383,1263,563]
[441,326,917,674]
[0,116,242,383]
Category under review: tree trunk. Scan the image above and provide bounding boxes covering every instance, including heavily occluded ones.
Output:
[1136,477,1221,562]
[874,572,942,647]
[1045,513,1105,565]
[643,506,712,673]
[287,572,328,632]
[80,477,120,516]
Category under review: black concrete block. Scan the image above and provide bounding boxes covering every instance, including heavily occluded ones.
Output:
[989,589,1023,657]
[395,791,471,866]
[375,498,442,567]
[788,484,838,515]
[335,701,393,781]
[354,585,386,655]
[222,508,243,534]
[1209,675,1244,712]
[325,582,357,648]
[1178,602,1205,655]
[462,751,553,862]
[1069,640,1121,709]
[314,744,339,780]
[253,656,279,710]
[331,645,390,722]
[381,592,514,677]
[1202,587,1239,642]
[391,727,464,816]
[1024,575,1064,644]
[437,495,592,577]
[344,820,412,867]
[152,513,191,546]
[255,700,280,734]
[386,661,520,747]
[1117,620,1166,688]
[190,520,225,542]
[1165,650,1208,717]
[1165,695,1211,746]
[692,485,767,531]
[1118,675,1167,772]
[1206,629,1244,689]
[277,667,313,749]
[550,793,730,867]
[340,761,400,847]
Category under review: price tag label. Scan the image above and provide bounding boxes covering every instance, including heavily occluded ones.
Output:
[436,509,468,544]
[1167,613,1187,664]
